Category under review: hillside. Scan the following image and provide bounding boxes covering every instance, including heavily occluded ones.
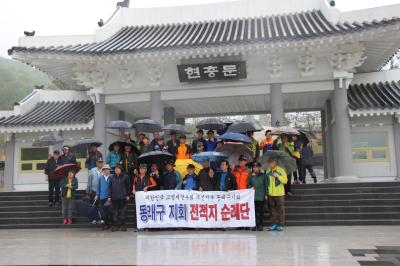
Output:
[0,56,53,110]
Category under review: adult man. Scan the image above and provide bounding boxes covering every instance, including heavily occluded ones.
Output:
[86,144,103,170]
[176,135,192,159]
[59,145,77,165]
[246,131,260,161]
[272,134,294,196]
[44,150,61,207]
[106,143,121,171]
[108,164,130,232]
[198,160,216,191]
[191,129,207,153]
[231,155,251,190]
[153,135,169,152]
[136,133,146,151]
[123,132,137,147]
[120,143,138,190]
[259,130,273,154]
[301,143,317,184]
[160,160,182,190]
[86,159,103,199]
[150,132,160,149]
[167,131,178,155]
[206,130,218,151]
[95,164,113,230]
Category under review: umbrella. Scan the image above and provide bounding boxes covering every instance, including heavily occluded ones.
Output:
[52,163,81,180]
[175,159,203,176]
[32,134,64,147]
[106,120,133,129]
[192,152,228,165]
[216,143,254,165]
[271,126,300,135]
[109,141,140,156]
[261,150,297,174]
[132,119,162,133]
[219,132,252,144]
[73,138,102,150]
[196,118,226,130]
[137,151,175,166]
[298,130,311,145]
[226,121,263,133]
[162,124,191,135]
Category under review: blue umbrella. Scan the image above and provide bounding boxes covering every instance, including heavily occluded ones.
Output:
[219,132,252,144]
[107,120,133,129]
[192,152,228,165]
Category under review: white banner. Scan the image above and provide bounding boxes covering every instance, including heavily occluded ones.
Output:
[135,189,255,229]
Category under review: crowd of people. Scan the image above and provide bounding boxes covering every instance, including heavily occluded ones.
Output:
[44,128,316,232]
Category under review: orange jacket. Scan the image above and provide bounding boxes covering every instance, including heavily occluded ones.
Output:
[231,166,251,190]
[176,144,191,160]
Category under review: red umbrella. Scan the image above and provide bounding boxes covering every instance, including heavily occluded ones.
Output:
[52,164,81,180]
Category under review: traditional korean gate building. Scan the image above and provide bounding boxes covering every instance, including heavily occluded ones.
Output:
[1,0,400,191]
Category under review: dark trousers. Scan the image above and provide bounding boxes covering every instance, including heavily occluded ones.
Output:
[268,196,285,226]
[112,200,127,227]
[48,180,60,203]
[99,199,113,226]
[254,201,265,229]
[284,173,292,193]
[293,158,304,182]
[302,164,316,181]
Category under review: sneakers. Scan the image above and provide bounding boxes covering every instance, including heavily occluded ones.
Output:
[267,224,277,231]
[313,177,317,184]
[67,218,73,224]
[63,218,68,224]
[276,226,285,231]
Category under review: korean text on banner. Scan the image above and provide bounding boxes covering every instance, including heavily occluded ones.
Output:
[135,189,256,229]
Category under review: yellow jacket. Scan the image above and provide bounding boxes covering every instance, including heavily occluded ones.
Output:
[266,165,288,197]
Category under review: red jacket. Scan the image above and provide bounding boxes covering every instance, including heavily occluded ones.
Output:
[231,165,250,190]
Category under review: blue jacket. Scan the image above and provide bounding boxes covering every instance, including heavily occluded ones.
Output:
[183,174,198,190]
[106,151,121,169]
[87,167,102,193]
[96,174,112,200]
[206,138,218,151]
[161,170,182,190]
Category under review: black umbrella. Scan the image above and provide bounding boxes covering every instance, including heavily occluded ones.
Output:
[32,134,64,147]
[298,130,311,145]
[73,138,102,150]
[162,124,191,134]
[216,143,254,165]
[226,121,263,133]
[106,120,133,129]
[132,119,162,133]
[261,150,297,174]
[109,141,140,156]
[137,151,175,166]
[196,118,226,130]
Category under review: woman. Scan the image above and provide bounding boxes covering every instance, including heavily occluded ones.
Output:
[60,170,78,224]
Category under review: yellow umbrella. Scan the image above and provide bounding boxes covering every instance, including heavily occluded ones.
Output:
[175,159,203,177]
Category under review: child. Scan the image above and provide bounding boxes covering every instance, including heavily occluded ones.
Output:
[60,170,78,224]
[182,164,198,190]
[247,162,267,231]
[266,155,288,231]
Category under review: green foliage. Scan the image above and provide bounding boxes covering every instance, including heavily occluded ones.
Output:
[0,57,53,110]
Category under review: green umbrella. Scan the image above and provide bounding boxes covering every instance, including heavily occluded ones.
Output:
[261,150,297,174]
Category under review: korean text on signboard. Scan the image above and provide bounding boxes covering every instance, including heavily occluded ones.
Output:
[135,189,255,229]
[177,61,247,82]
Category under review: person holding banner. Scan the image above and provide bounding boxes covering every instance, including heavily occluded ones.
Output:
[216,160,236,191]
[108,164,131,232]
[232,155,251,190]
[132,164,157,193]
[160,160,183,190]
[182,164,199,190]
[266,155,288,232]
[247,162,267,231]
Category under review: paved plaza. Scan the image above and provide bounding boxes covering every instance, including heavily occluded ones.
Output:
[0,226,399,266]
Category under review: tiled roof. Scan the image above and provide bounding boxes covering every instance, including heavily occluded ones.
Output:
[348,81,400,111]
[9,10,400,55]
[0,100,94,126]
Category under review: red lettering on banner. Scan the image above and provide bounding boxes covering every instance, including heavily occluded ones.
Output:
[190,204,199,221]
[230,203,240,220]
[199,204,209,221]
[221,204,231,221]
[240,202,250,220]
[208,204,218,221]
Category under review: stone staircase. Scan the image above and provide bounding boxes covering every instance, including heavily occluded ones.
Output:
[0,181,399,229]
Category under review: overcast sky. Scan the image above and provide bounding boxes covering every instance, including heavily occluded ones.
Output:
[1,0,400,58]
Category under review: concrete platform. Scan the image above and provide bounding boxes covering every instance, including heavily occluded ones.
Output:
[0,226,399,265]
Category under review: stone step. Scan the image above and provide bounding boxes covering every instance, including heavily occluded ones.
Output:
[289,192,400,201]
